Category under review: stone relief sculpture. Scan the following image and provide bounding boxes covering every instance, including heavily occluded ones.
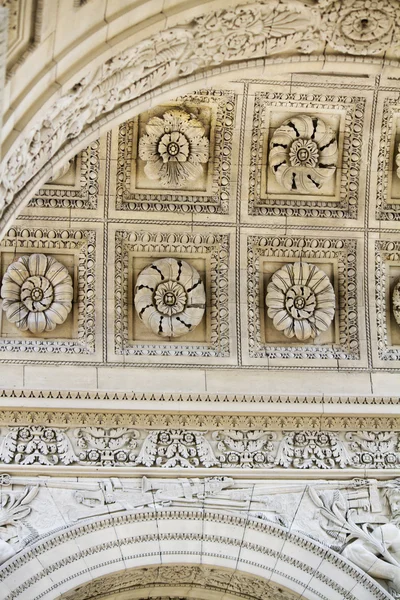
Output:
[309,481,400,598]
[138,109,209,187]
[319,0,400,56]
[393,280,400,327]
[269,114,338,193]
[1,473,400,596]
[265,262,335,341]
[134,257,206,338]
[0,426,399,470]
[1,253,73,334]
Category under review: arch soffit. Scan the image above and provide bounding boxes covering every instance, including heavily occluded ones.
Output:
[0,510,391,600]
[1,0,400,239]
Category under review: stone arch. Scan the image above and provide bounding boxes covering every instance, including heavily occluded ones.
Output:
[0,510,392,600]
[1,0,399,238]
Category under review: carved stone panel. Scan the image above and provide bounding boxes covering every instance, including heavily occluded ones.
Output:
[374,238,400,362]
[114,90,237,215]
[110,227,233,362]
[246,233,361,362]
[375,97,400,221]
[0,225,99,359]
[27,140,100,211]
[247,88,366,219]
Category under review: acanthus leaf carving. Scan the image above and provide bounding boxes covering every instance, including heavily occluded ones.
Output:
[0,426,77,466]
[212,430,277,468]
[275,431,350,469]
[134,430,218,468]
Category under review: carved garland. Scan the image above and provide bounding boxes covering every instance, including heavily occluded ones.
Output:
[0,425,398,469]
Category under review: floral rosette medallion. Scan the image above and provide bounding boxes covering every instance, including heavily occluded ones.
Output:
[319,0,400,55]
[266,262,335,341]
[134,257,206,338]
[1,254,73,334]
[269,114,338,194]
[138,109,209,188]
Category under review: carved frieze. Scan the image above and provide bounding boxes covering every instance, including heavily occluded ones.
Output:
[0,426,398,470]
[319,0,400,56]
[1,254,73,334]
[265,262,335,341]
[134,258,206,338]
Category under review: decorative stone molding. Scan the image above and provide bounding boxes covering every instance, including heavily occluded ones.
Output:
[1,254,73,334]
[28,139,100,210]
[376,97,400,221]
[116,91,235,214]
[375,240,400,361]
[394,281,400,327]
[248,89,365,219]
[138,109,209,188]
[319,0,400,56]
[134,258,206,338]
[269,114,338,194]
[0,0,388,231]
[114,229,230,359]
[0,425,399,470]
[0,226,97,357]
[265,262,335,341]
[247,234,359,360]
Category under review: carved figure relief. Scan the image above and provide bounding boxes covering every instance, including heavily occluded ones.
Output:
[134,257,206,338]
[1,254,73,334]
[265,262,335,341]
[269,114,338,193]
[138,109,209,188]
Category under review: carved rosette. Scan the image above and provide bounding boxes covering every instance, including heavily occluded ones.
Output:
[269,114,338,193]
[320,0,400,55]
[134,257,206,338]
[266,262,335,341]
[1,254,73,334]
[138,109,209,188]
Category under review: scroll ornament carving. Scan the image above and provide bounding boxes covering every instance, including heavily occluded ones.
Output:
[275,431,349,469]
[74,427,139,466]
[319,0,400,56]
[212,430,276,468]
[265,262,335,341]
[269,114,338,193]
[1,254,73,334]
[393,280,400,327]
[134,258,206,338]
[135,430,218,468]
[138,109,209,187]
[0,426,77,466]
